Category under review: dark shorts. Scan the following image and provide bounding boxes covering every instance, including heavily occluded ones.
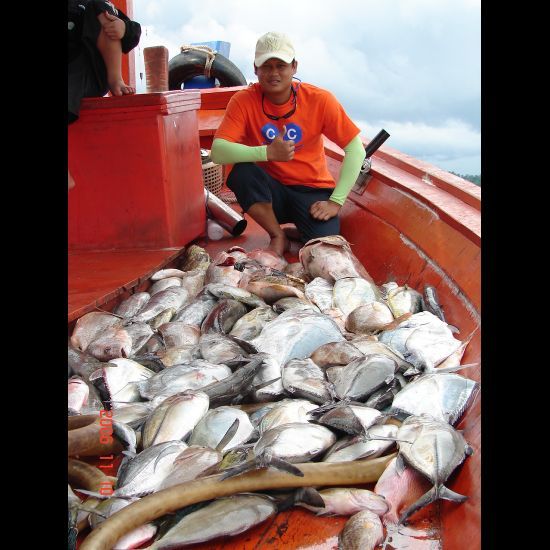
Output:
[68,1,115,123]
[226,162,340,243]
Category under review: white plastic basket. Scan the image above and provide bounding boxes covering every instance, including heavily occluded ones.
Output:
[202,161,223,197]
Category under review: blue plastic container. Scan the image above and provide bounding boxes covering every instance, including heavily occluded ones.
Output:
[184,41,231,89]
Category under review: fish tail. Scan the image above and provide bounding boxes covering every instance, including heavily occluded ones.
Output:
[398,486,438,525]
[220,453,304,480]
[439,485,468,503]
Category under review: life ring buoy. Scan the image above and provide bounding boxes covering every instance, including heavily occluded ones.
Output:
[168,49,247,89]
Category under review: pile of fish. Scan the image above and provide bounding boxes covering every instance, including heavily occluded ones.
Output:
[68,236,479,549]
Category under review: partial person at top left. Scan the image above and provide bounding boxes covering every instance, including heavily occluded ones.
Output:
[68,0,142,189]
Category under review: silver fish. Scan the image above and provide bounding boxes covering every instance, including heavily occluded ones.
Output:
[179,268,206,299]
[157,322,200,348]
[258,399,318,434]
[304,277,334,312]
[333,277,381,316]
[172,293,217,326]
[295,487,389,517]
[141,390,209,448]
[316,404,384,436]
[199,332,248,366]
[155,344,201,367]
[323,424,399,463]
[390,372,479,425]
[338,509,384,550]
[87,327,133,361]
[148,494,277,549]
[114,292,151,318]
[282,358,332,404]
[150,277,182,296]
[125,322,155,356]
[386,284,424,317]
[229,306,278,341]
[205,282,267,308]
[333,354,397,401]
[114,440,188,497]
[137,361,231,400]
[345,301,394,334]
[151,268,186,281]
[272,296,320,314]
[189,406,254,452]
[396,415,473,524]
[349,337,413,374]
[70,312,123,352]
[201,298,248,334]
[310,341,364,368]
[133,287,190,324]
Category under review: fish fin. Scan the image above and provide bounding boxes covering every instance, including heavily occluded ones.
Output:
[395,454,407,476]
[88,368,104,382]
[428,362,479,374]
[438,485,468,503]
[398,486,439,525]
[267,457,304,477]
[226,334,259,354]
[219,459,257,480]
[215,418,240,452]
[152,444,182,471]
[121,449,137,459]
[294,487,325,508]
[73,489,109,500]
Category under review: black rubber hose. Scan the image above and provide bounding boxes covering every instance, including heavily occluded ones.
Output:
[168,50,247,89]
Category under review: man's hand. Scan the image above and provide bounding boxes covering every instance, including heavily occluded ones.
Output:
[266,125,295,162]
[100,11,126,40]
[310,200,341,221]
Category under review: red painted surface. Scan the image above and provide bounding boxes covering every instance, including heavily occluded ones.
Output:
[68,91,206,250]
[70,86,481,549]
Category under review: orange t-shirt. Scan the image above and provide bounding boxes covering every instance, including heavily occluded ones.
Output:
[214,82,361,189]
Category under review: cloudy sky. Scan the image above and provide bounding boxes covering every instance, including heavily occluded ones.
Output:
[131,0,481,175]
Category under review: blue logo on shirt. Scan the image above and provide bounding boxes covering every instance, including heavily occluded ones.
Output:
[261,123,303,144]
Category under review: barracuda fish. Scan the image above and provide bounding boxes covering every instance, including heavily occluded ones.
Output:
[148,494,277,549]
[299,235,376,284]
[323,424,399,463]
[333,354,397,401]
[150,277,182,296]
[204,282,267,308]
[141,390,209,448]
[137,361,231,401]
[179,244,211,272]
[310,341,364,368]
[229,306,278,341]
[386,284,424,317]
[114,292,151,319]
[201,298,248,334]
[114,440,188,498]
[345,301,394,334]
[390,372,479,425]
[189,406,253,452]
[295,487,389,517]
[339,509,385,550]
[396,415,473,524]
[70,311,123,352]
[250,309,345,401]
[333,277,381,316]
[157,322,200,348]
[172,293,217,326]
[282,358,332,404]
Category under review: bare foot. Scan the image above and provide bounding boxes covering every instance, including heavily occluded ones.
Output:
[267,234,290,257]
[109,79,136,96]
[283,226,302,241]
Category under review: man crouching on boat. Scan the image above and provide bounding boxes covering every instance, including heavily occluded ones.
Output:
[210,31,366,257]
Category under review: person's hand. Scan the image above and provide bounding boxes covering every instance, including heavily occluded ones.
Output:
[310,200,341,221]
[266,125,295,162]
[100,11,126,40]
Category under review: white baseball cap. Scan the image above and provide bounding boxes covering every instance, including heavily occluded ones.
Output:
[254,32,295,67]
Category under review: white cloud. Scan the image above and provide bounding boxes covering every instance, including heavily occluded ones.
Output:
[131,0,481,174]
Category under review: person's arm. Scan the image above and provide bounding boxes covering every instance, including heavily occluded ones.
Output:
[210,138,267,165]
[310,134,366,221]
[329,134,366,205]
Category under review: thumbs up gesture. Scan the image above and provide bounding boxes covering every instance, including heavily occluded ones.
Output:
[266,125,295,162]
